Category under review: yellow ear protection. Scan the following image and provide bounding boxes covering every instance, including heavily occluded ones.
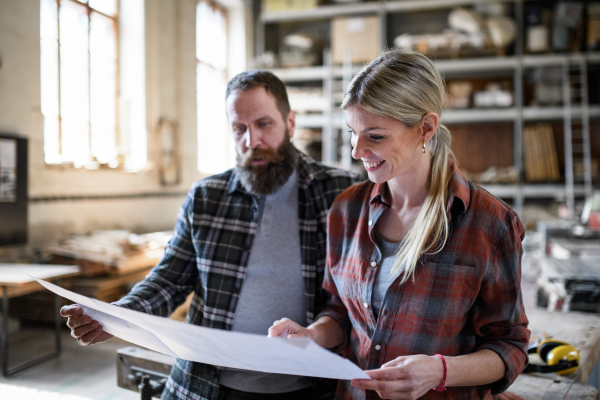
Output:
[524,339,580,376]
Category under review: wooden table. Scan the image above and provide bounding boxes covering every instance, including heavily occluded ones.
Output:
[0,264,79,376]
[507,308,600,399]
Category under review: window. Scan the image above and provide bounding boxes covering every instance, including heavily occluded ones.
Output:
[196,0,235,174]
[41,0,119,168]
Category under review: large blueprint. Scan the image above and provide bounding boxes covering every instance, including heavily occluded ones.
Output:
[37,278,369,380]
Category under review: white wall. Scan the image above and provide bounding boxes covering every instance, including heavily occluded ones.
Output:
[0,0,238,254]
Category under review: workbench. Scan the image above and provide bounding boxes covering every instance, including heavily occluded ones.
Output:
[116,307,600,399]
[507,308,600,399]
[0,264,79,376]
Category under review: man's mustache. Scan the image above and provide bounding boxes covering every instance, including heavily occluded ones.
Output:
[239,147,286,168]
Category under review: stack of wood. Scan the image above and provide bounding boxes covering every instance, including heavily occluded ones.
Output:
[523,123,560,182]
[46,230,172,302]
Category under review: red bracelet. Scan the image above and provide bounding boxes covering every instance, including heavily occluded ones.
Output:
[432,354,447,392]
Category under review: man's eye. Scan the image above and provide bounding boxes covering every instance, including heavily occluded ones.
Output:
[234,127,245,135]
[258,121,270,128]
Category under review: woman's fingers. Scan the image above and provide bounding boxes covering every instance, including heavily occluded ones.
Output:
[268,318,297,338]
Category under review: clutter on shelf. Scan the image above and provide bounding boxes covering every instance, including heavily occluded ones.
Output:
[293,128,322,161]
[525,1,591,54]
[462,165,519,184]
[332,15,381,64]
[523,123,561,183]
[527,68,563,106]
[262,0,320,13]
[445,79,513,109]
[279,33,320,67]
[394,6,516,58]
[287,86,326,113]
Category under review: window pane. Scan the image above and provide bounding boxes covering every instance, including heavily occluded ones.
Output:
[196,1,212,64]
[213,9,227,70]
[90,11,117,163]
[197,63,233,174]
[89,0,117,17]
[60,0,90,166]
[41,0,61,163]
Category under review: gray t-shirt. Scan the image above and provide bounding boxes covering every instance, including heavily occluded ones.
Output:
[219,171,312,393]
[372,227,403,318]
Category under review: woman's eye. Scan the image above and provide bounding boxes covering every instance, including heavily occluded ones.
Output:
[370,135,384,141]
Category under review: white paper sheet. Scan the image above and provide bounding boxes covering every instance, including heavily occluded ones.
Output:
[35,277,370,380]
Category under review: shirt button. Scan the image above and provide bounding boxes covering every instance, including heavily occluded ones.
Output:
[363,302,368,308]
[370,261,377,267]
[368,220,373,226]
[375,345,381,350]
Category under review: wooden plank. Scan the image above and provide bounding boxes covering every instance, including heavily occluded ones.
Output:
[542,379,575,400]
[72,269,150,292]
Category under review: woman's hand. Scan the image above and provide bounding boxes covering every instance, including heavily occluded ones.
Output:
[496,392,524,400]
[268,318,315,340]
[351,355,445,400]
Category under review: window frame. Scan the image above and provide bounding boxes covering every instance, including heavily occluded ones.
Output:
[43,0,121,166]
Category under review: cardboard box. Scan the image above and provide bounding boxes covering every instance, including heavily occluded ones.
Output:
[332,15,381,64]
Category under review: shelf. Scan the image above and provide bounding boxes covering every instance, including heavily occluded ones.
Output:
[523,106,600,121]
[522,52,600,68]
[271,52,600,83]
[295,106,600,128]
[481,184,588,199]
[441,108,517,124]
[261,0,514,23]
[261,2,381,22]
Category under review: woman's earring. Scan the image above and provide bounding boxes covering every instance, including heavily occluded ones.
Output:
[422,141,426,153]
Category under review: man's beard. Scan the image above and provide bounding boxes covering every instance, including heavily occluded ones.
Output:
[235,131,298,196]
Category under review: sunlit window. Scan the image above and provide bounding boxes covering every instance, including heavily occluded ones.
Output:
[41,0,119,168]
[197,0,234,174]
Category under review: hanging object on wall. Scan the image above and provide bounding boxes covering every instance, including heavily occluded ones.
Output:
[154,118,181,186]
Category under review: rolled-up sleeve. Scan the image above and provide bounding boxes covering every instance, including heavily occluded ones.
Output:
[473,212,530,394]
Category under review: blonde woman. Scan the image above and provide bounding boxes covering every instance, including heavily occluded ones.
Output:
[269,49,530,400]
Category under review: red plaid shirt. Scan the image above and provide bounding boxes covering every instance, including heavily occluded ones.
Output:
[319,163,529,400]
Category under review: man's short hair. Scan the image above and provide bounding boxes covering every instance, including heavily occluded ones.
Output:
[225,70,291,121]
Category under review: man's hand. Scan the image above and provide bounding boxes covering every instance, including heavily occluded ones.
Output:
[60,304,113,346]
[268,318,314,340]
[351,355,445,400]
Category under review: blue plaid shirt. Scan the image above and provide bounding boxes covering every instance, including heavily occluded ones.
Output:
[115,150,361,400]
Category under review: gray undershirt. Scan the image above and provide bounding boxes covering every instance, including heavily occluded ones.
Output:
[219,171,312,393]
[372,228,403,319]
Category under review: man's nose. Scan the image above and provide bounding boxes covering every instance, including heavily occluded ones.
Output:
[245,127,262,149]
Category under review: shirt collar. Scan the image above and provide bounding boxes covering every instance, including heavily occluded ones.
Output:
[368,159,470,215]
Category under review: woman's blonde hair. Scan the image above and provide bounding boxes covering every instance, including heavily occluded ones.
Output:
[341,48,454,283]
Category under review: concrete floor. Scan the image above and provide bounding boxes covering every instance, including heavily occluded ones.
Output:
[0,328,138,400]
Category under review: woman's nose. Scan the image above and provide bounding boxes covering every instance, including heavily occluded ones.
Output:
[351,137,367,160]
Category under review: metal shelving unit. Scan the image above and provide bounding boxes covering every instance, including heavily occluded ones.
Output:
[258,0,598,212]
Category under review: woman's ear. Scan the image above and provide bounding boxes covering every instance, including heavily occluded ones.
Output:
[421,112,439,143]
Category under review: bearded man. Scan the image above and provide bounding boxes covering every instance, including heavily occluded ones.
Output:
[61,70,361,400]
